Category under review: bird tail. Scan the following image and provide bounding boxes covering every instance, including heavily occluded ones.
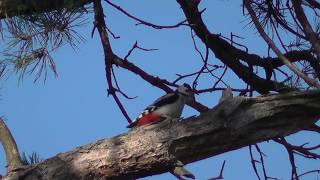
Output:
[126,120,138,128]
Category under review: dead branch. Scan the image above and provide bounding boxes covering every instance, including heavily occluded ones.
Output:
[93,0,132,123]
[104,0,188,29]
[3,90,320,180]
[292,0,320,58]
[176,0,287,94]
[244,0,320,88]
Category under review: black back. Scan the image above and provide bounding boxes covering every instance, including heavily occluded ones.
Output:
[152,93,179,107]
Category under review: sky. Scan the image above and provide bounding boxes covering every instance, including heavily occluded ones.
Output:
[0,0,319,179]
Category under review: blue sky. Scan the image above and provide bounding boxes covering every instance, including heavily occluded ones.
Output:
[0,0,319,179]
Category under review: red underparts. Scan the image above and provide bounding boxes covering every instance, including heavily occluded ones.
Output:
[137,113,163,126]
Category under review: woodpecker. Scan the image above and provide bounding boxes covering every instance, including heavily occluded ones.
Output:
[127,83,194,128]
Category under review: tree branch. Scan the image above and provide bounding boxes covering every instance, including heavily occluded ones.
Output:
[304,0,320,9]
[176,0,287,94]
[3,0,319,92]
[292,0,320,59]
[104,0,188,29]
[93,0,132,123]
[0,118,23,173]
[244,0,320,88]
[3,90,320,179]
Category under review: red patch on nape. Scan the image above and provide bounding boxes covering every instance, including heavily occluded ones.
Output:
[137,113,163,126]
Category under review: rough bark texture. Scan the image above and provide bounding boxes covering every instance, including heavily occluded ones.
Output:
[0,0,92,19]
[0,119,22,172]
[3,90,320,180]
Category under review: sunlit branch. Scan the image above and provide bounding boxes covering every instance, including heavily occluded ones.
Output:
[0,118,23,172]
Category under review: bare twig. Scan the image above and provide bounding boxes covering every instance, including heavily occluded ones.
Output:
[124,41,157,60]
[93,0,132,124]
[249,145,262,180]
[105,0,188,29]
[255,144,268,180]
[292,0,320,58]
[244,0,320,88]
[274,138,300,180]
[189,29,228,88]
[297,169,320,179]
[275,138,320,159]
[207,161,226,180]
[177,0,289,94]
[195,87,244,94]
[111,68,137,100]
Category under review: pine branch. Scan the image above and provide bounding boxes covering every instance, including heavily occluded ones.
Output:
[0,0,92,19]
[3,90,320,180]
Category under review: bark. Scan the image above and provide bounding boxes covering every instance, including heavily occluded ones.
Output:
[3,90,320,180]
[0,0,92,19]
[0,119,23,172]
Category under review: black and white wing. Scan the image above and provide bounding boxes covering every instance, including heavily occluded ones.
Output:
[127,93,179,128]
[138,92,179,119]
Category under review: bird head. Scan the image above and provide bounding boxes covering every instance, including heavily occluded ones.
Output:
[177,83,192,96]
[176,83,196,102]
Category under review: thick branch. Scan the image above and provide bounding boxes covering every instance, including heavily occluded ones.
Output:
[0,0,92,19]
[176,0,287,94]
[4,90,320,180]
[0,118,23,172]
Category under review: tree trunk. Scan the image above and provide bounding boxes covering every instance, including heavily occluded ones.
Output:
[3,90,320,180]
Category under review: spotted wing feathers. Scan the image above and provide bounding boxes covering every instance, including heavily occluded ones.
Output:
[136,106,158,120]
[127,93,179,128]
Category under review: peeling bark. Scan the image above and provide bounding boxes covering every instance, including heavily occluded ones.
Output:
[3,90,320,180]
